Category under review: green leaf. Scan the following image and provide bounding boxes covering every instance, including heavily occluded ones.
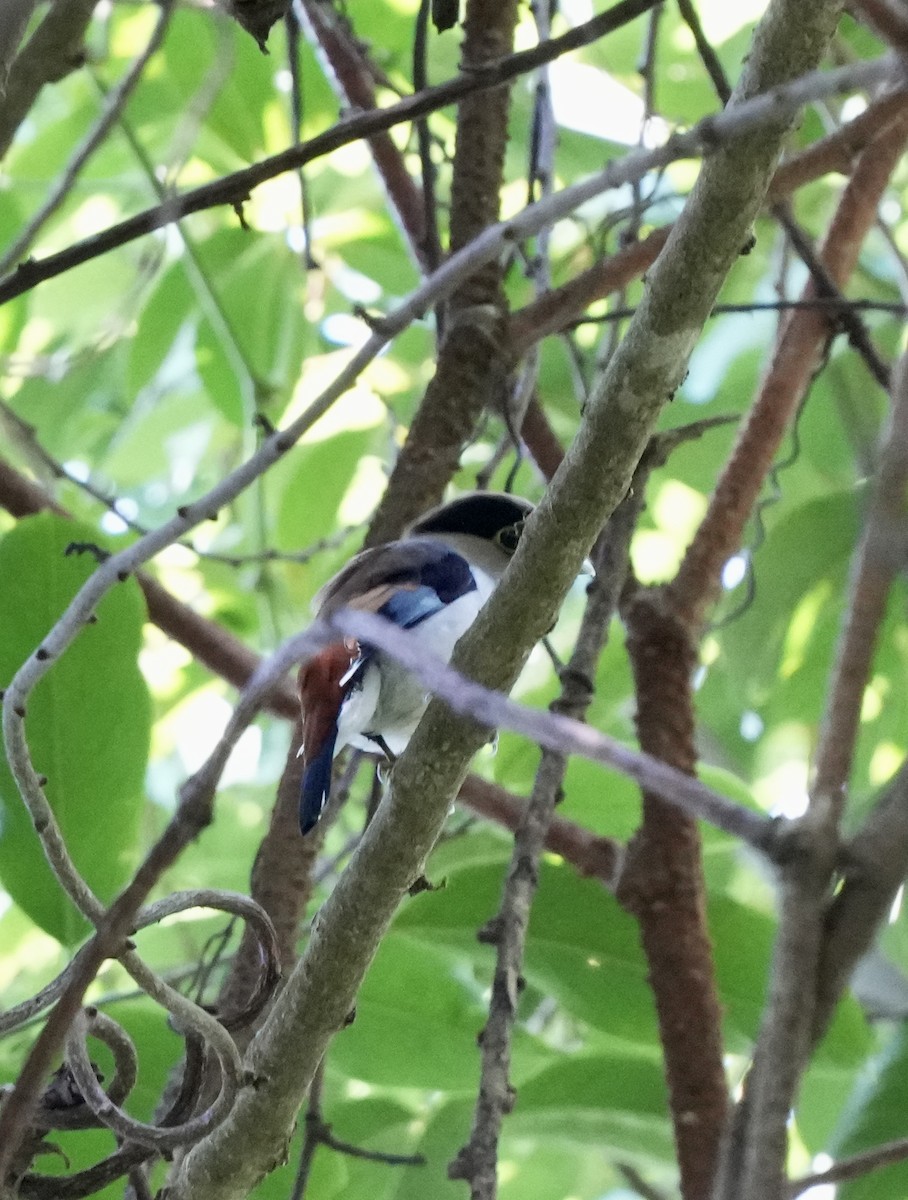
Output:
[330,932,553,1091]
[510,1054,674,1162]
[0,514,151,943]
[194,229,308,410]
[126,260,196,399]
[395,859,660,1044]
[831,1026,908,1200]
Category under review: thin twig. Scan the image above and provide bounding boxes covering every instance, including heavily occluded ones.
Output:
[295,0,430,272]
[412,0,444,277]
[284,5,317,268]
[0,1,173,274]
[679,0,893,392]
[788,1132,908,1195]
[289,1058,326,1199]
[4,52,892,899]
[670,98,908,631]
[168,1,857,1187]
[333,610,775,852]
[0,0,666,305]
[0,822,245,1179]
[0,635,307,1176]
[508,89,908,360]
[0,454,300,720]
[457,775,621,885]
[450,459,648,1197]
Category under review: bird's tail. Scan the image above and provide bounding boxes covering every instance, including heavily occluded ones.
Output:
[299,723,338,834]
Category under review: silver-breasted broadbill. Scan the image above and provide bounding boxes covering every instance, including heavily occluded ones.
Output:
[296,492,532,834]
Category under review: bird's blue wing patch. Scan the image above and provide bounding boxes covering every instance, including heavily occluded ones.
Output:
[379,551,477,629]
[379,585,445,630]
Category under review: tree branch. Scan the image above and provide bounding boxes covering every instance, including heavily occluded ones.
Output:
[450,452,649,1198]
[0,0,172,274]
[507,88,908,365]
[164,6,864,1193]
[0,453,617,869]
[812,758,908,1041]
[363,0,521,546]
[670,97,908,632]
[295,0,431,273]
[789,1130,908,1195]
[0,0,663,306]
[0,455,299,720]
[616,581,728,1200]
[812,351,908,810]
[0,0,98,162]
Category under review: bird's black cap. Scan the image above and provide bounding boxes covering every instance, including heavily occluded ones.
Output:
[409,492,534,541]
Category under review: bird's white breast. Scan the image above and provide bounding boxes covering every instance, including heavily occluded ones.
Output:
[337,564,496,757]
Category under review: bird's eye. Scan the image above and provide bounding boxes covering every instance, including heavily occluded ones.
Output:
[495,520,524,555]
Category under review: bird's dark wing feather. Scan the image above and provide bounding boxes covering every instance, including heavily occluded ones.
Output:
[315,539,470,615]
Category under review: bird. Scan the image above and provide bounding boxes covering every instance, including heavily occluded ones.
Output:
[296,492,534,835]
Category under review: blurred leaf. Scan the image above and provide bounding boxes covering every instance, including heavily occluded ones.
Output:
[510,1054,673,1161]
[127,260,195,399]
[331,932,553,1090]
[831,1025,908,1200]
[0,514,150,943]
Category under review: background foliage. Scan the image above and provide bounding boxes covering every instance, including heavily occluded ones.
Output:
[1,1,907,1198]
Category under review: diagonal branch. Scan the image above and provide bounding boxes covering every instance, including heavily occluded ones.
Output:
[0,0,99,162]
[295,0,431,272]
[812,351,908,810]
[0,1,172,274]
[0,0,662,306]
[0,454,619,875]
[363,0,522,546]
[164,7,849,1191]
[507,88,908,366]
[670,99,908,633]
[0,455,299,719]
[449,452,655,1199]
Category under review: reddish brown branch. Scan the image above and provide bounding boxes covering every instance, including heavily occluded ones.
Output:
[670,106,908,631]
[616,585,728,1200]
[508,228,671,361]
[518,395,566,480]
[458,775,620,883]
[812,351,908,809]
[365,0,522,545]
[507,90,908,365]
[768,87,908,198]
[297,0,431,271]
